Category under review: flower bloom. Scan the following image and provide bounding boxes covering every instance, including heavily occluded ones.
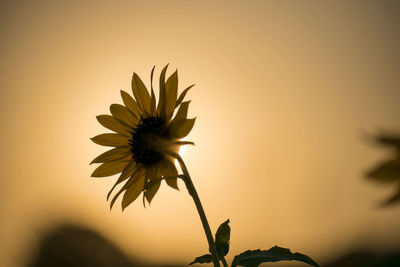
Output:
[91,65,195,210]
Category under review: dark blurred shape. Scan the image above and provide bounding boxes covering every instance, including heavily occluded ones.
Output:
[366,133,400,206]
[27,224,184,267]
[323,251,400,267]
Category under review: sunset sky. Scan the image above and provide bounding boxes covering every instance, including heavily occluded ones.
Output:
[1,1,400,266]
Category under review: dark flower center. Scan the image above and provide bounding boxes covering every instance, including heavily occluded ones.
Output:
[129,117,167,166]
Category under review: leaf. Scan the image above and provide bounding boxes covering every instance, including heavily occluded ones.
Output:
[367,159,400,183]
[189,254,213,265]
[231,246,320,267]
[215,219,230,257]
[375,134,400,149]
[381,185,400,206]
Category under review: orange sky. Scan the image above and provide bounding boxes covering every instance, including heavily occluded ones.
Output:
[1,1,400,266]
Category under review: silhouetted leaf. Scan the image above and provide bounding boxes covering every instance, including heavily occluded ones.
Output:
[189,254,213,265]
[367,159,400,183]
[381,184,400,206]
[231,246,320,267]
[366,133,400,206]
[215,219,230,257]
[375,134,400,149]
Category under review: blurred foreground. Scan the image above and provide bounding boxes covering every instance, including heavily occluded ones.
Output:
[27,224,400,267]
[27,224,184,267]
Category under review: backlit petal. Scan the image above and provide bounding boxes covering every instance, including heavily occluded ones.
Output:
[161,160,179,190]
[96,115,131,136]
[173,101,190,121]
[145,180,161,204]
[91,133,129,147]
[90,147,131,164]
[132,73,151,115]
[175,84,194,108]
[120,90,141,119]
[110,169,143,209]
[91,161,129,177]
[107,161,138,200]
[157,64,168,117]
[169,118,196,139]
[110,104,138,126]
[150,66,156,115]
[164,70,178,119]
[122,175,145,210]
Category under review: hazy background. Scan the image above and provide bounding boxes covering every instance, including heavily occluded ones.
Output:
[1,0,400,266]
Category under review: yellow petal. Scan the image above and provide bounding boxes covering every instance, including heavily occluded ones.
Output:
[164,70,178,119]
[91,133,129,147]
[132,73,151,115]
[120,90,141,119]
[107,161,138,200]
[161,160,179,190]
[91,161,129,177]
[90,147,131,164]
[150,66,156,115]
[175,84,194,108]
[122,175,145,210]
[145,180,161,204]
[110,104,138,127]
[169,118,196,139]
[157,64,169,117]
[165,177,178,190]
[96,115,131,136]
[173,101,190,121]
[109,168,143,209]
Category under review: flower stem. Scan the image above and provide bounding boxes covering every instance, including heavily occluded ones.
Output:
[221,256,229,267]
[175,154,221,267]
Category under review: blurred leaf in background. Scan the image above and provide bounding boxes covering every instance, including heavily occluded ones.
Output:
[367,133,400,206]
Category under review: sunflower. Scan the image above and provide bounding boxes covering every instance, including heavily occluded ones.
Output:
[90,65,195,210]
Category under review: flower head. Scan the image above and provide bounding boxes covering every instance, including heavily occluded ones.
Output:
[91,65,195,210]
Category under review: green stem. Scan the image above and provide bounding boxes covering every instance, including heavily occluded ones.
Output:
[221,256,229,267]
[175,154,221,267]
